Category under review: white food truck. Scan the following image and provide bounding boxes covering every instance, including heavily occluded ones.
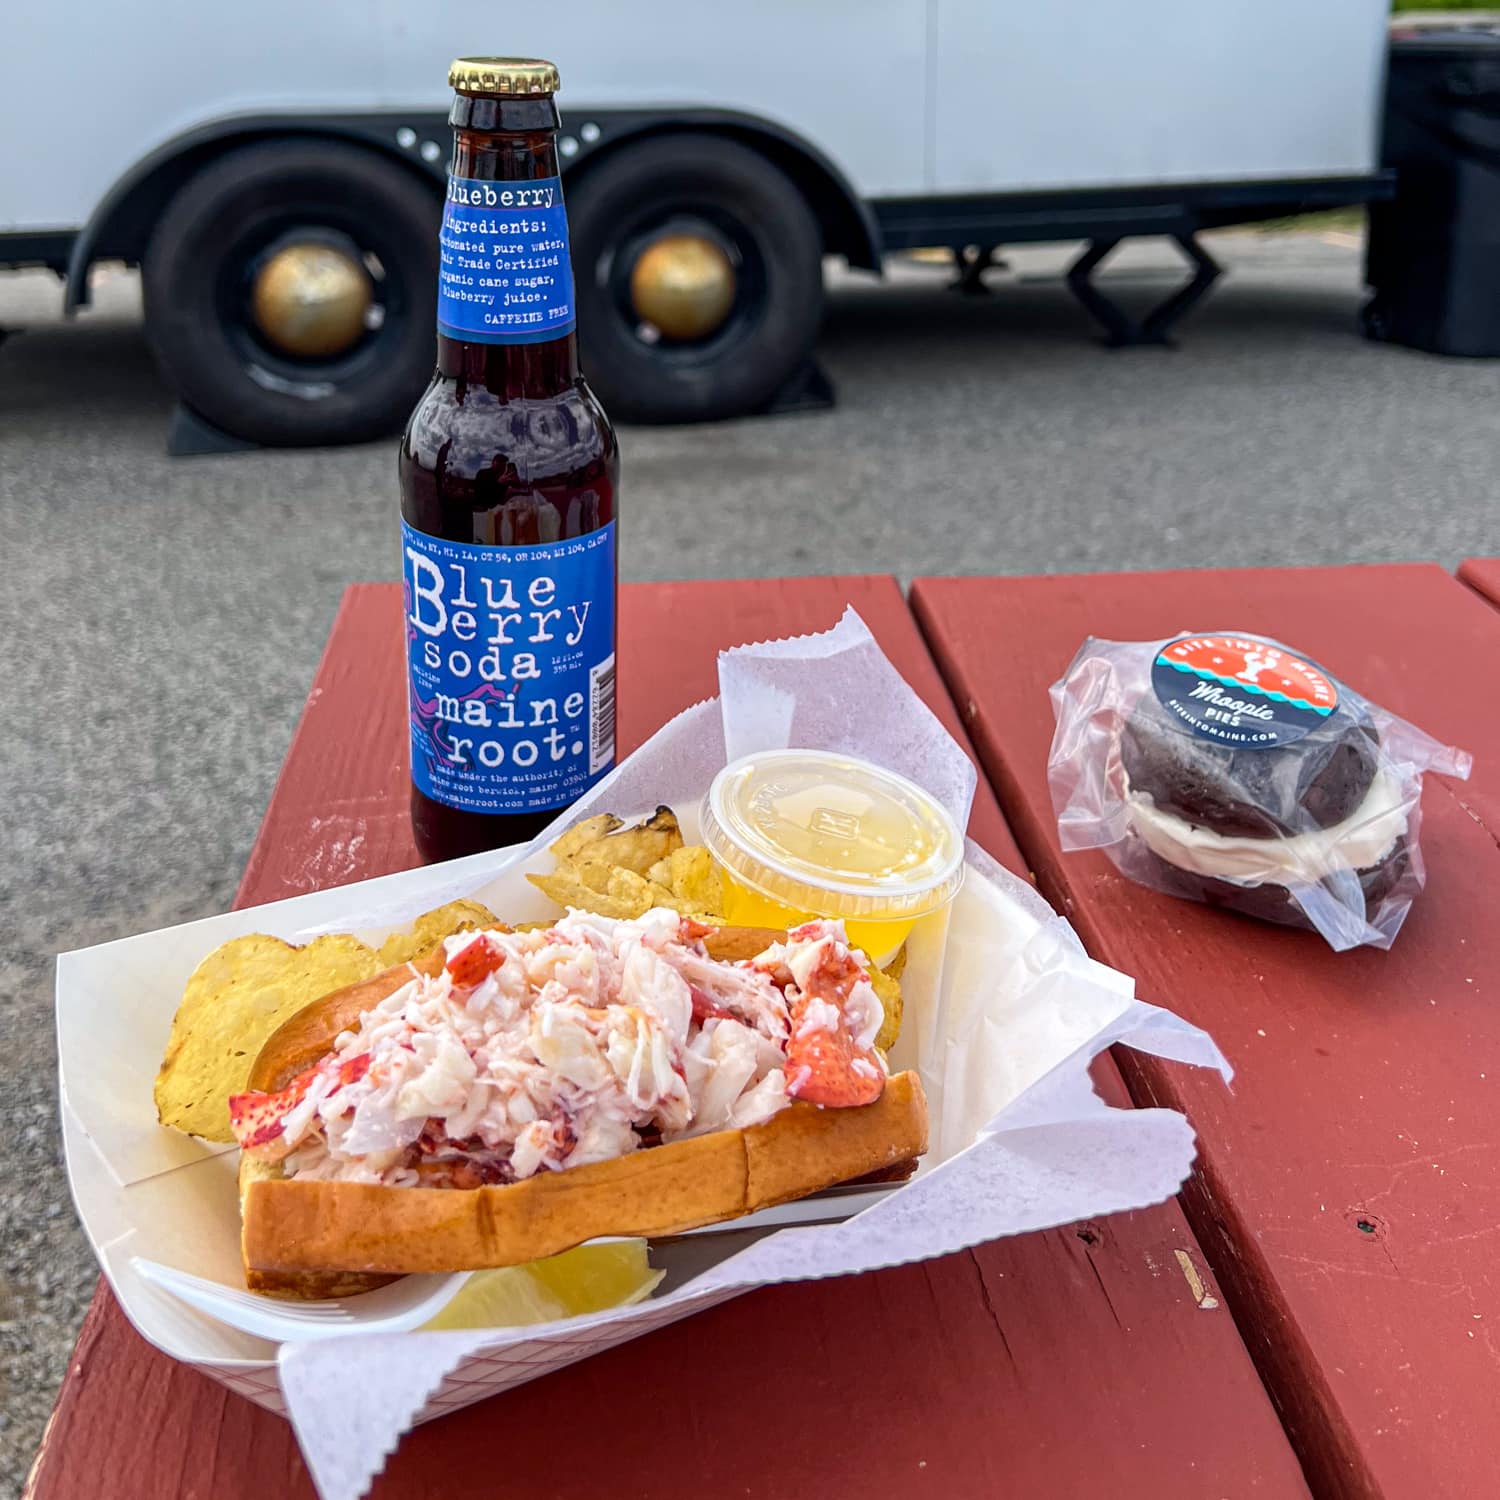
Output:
[1,1,1392,444]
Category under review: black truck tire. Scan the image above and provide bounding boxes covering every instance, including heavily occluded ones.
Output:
[143,138,439,447]
[566,133,824,423]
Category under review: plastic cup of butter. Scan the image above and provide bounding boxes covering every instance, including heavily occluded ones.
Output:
[699,749,965,965]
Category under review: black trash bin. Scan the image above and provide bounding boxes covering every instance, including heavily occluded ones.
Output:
[1366,24,1500,356]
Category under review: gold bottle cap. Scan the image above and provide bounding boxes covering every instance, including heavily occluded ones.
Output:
[448,57,560,96]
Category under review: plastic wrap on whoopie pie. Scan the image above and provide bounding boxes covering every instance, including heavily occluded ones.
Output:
[1047,633,1472,951]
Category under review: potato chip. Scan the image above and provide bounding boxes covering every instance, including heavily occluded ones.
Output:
[870,947,905,1052]
[604,866,678,911]
[154,933,381,1142]
[573,807,682,877]
[549,812,623,862]
[528,870,645,920]
[376,899,498,966]
[531,807,691,919]
[607,807,684,873]
[643,847,726,919]
[637,887,693,917]
[663,845,724,917]
[570,849,630,894]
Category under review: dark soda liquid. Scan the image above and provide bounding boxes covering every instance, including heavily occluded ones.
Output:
[399,96,619,861]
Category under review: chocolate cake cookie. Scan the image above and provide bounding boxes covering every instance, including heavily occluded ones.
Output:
[1121,695,1379,838]
[1117,634,1409,929]
[1129,834,1418,934]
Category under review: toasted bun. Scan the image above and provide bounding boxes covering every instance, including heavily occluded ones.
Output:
[238,923,924,1286]
[698,925,787,964]
[240,954,448,1297]
[243,1071,926,1278]
[238,1155,400,1299]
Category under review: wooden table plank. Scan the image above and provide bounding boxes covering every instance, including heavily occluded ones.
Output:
[1457,557,1500,612]
[31,576,1308,1500]
[237,575,1025,902]
[911,563,1500,1500]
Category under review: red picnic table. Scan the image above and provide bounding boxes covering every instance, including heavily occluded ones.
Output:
[28,575,1307,1500]
[913,562,1500,1500]
[1458,556,1500,613]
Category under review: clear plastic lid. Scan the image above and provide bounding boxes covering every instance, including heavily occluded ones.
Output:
[701,750,965,921]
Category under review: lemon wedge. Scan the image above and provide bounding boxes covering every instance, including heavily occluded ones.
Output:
[420,1239,664,1331]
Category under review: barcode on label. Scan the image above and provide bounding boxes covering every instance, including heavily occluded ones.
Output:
[589,653,616,776]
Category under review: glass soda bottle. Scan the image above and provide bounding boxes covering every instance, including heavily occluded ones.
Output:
[400,57,619,861]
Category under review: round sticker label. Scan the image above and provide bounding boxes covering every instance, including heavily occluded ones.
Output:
[1150,635,1339,748]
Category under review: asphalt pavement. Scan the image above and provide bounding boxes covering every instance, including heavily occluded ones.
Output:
[2,227,1498,1489]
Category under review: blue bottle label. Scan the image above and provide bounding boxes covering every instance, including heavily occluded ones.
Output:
[437,173,575,345]
[403,520,616,815]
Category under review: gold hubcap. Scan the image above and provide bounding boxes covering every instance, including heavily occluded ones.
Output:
[628,234,736,342]
[250,243,373,358]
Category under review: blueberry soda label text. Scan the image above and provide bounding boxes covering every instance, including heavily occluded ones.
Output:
[438,173,575,344]
[403,522,615,813]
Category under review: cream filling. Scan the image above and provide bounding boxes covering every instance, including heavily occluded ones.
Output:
[1124,768,1408,886]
